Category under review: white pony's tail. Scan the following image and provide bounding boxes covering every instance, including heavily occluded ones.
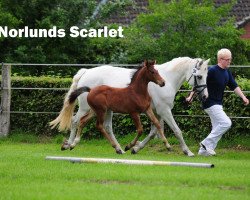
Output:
[49,68,88,131]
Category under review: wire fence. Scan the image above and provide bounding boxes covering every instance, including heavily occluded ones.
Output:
[1,63,250,119]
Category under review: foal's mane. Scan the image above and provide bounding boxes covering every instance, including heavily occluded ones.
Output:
[129,63,144,85]
[129,60,156,85]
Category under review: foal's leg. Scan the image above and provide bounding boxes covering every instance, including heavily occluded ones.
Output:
[96,111,124,154]
[124,113,143,153]
[105,110,125,154]
[69,110,95,150]
[145,107,171,150]
[131,118,164,153]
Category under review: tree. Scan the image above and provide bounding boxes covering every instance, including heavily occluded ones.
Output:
[0,0,133,76]
[123,0,249,64]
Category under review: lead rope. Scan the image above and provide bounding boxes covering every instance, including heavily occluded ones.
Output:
[186,75,207,103]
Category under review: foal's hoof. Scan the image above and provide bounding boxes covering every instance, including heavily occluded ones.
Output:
[69,146,75,151]
[124,145,130,151]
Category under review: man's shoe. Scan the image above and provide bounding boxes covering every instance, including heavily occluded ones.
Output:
[198,149,211,156]
[199,143,216,156]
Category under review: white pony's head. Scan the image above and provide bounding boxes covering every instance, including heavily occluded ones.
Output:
[187,58,210,102]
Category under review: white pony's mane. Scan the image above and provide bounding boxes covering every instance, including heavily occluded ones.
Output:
[160,57,198,71]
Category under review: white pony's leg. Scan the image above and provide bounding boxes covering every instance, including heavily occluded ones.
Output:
[104,111,125,154]
[158,108,194,156]
[68,112,83,147]
[69,124,83,150]
[68,115,79,144]
[132,107,194,157]
[61,93,91,150]
[70,109,95,150]
[61,115,78,150]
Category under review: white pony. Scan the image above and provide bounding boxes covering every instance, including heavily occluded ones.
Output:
[50,57,209,156]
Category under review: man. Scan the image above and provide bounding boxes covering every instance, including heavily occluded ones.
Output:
[186,48,249,156]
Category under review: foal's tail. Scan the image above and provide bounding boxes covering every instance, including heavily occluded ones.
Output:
[49,69,88,131]
[68,87,91,104]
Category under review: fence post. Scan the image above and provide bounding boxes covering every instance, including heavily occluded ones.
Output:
[0,63,11,137]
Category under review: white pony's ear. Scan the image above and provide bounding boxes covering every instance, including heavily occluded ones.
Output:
[203,58,210,66]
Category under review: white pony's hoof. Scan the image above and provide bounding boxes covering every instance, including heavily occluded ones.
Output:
[131,146,140,154]
[184,150,195,157]
[166,144,172,151]
[121,149,126,154]
[116,149,126,154]
[188,152,195,157]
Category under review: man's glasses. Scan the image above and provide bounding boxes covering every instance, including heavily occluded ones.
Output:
[221,58,232,62]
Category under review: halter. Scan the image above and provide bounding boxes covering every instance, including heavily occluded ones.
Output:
[187,60,207,102]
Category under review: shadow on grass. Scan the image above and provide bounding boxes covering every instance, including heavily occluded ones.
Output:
[1,131,250,152]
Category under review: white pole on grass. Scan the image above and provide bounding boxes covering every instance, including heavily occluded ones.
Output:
[45,156,214,168]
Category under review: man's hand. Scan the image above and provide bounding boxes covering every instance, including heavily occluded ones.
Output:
[242,96,249,106]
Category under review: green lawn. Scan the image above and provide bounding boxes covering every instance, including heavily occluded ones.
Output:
[0,137,249,200]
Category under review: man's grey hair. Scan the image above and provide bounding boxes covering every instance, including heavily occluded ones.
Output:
[217,48,232,59]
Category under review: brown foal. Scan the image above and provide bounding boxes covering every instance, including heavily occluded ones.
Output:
[68,60,170,154]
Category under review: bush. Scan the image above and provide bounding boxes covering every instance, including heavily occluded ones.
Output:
[10,76,72,135]
[7,75,250,140]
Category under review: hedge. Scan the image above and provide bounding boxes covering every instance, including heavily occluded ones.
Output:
[5,75,250,140]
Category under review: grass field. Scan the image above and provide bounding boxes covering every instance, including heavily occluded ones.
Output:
[0,135,249,200]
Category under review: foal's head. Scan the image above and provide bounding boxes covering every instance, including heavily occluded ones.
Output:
[144,60,165,87]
